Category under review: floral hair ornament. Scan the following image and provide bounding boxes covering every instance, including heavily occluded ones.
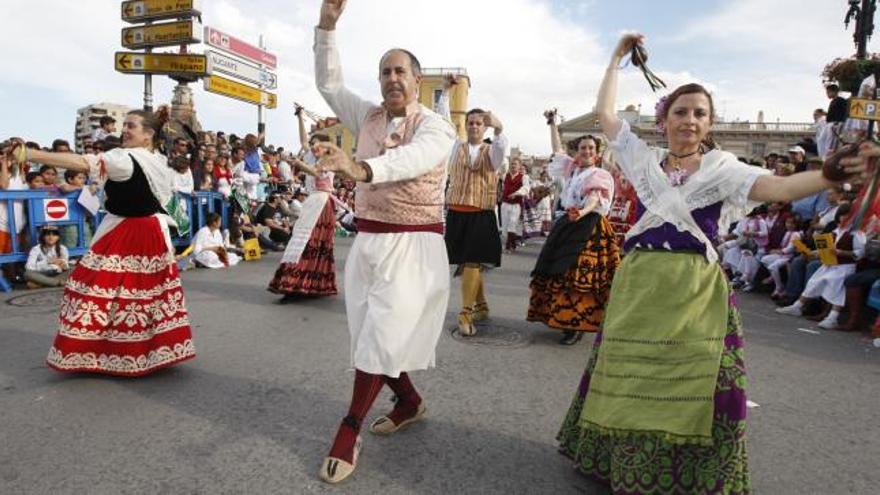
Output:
[654,95,671,134]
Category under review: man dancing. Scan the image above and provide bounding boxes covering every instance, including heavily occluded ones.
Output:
[437,76,508,336]
[313,0,456,483]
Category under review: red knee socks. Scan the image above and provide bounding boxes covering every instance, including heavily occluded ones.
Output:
[384,372,422,425]
[329,369,384,462]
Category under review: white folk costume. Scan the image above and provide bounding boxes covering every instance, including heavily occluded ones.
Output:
[500,171,531,250]
[268,171,338,297]
[315,27,457,485]
[193,225,241,269]
[442,113,508,334]
[801,228,866,307]
[557,120,770,494]
[46,147,195,377]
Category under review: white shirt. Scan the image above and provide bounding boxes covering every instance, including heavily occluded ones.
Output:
[233,161,261,200]
[26,244,69,272]
[173,168,194,194]
[314,28,456,184]
[0,175,27,233]
[193,226,223,255]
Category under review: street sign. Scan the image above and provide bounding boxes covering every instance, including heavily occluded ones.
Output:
[849,97,880,121]
[204,75,277,109]
[43,199,69,221]
[206,50,277,90]
[204,26,277,69]
[121,19,201,49]
[121,0,201,24]
[115,52,207,77]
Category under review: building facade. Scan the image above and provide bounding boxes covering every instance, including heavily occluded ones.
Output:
[419,68,470,140]
[74,103,132,152]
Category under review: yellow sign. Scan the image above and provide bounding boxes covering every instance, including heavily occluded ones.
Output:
[849,97,880,121]
[204,75,277,109]
[813,232,839,266]
[114,52,207,76]
[121,20,201,49]
[121,0,200,23]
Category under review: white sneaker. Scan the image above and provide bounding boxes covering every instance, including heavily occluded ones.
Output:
[742,283,754,292]
[818,315,838,330]
[775,304,802,316]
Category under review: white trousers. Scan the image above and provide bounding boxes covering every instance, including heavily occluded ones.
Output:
[344,231,450,377]
[499,202,522,236]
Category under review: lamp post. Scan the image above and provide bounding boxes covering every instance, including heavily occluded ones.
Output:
[846,0,877,60]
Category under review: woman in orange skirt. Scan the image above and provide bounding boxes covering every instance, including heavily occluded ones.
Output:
[527,110,619,345]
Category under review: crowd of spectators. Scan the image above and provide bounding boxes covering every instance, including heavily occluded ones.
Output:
[0,109,360,287]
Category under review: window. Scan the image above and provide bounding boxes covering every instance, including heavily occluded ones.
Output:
[336,134,343,148]
[751,142,766,157]
[433,89,443,110]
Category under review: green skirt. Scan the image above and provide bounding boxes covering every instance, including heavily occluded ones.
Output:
[557,251,750,494]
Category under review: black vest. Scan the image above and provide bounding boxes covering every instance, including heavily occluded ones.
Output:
[104,155,164,217]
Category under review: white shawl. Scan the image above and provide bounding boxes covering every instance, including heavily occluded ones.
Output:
[609,120,771,263]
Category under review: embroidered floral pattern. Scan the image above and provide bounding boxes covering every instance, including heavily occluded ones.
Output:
[47,340,195,376]
[65,277,182,300]
[78,251,174,274]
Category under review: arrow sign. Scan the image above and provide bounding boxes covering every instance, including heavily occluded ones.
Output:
[121,0,201,24]
[206,50,277,90]
[115,52,207,77]
[204,26,277,69]
[121,20,201,49]
[204,75,277,109]
[849,97,880,121]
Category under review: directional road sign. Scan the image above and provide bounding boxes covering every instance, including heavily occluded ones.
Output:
[115,52,207,77]
[121,20,201,49]
[206,50,277,90]
[849,97,880,121]
[204,75,277,109]
[204,26,277,69]
[121,0,201,24]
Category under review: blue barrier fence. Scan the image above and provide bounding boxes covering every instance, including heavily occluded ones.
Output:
[0,190,229,292]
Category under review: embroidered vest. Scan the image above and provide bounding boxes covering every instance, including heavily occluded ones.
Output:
[446,142,497,210]
[354,103,446,225]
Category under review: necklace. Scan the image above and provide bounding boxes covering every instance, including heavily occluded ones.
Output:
[665,148,702,187]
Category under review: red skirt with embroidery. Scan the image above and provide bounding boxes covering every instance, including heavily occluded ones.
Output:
[46,216,195,377]
[268,200,338,296]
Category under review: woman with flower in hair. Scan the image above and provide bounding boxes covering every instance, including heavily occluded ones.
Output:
[6,106,196,377]
[556,33,867,494]
[527,110,619,346]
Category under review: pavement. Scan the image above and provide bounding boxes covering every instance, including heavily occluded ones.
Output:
[1,237,879,494]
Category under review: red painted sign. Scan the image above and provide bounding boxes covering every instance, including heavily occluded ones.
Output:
[204,26,277,69]
[44,199,69,221]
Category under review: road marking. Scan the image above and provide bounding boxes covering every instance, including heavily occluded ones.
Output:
[796,328,821,335]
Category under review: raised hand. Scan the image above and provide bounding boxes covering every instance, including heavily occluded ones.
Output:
[544,108,558,125]
[613,32,645,62]
[442,74,459,90]
[319,0,348,30]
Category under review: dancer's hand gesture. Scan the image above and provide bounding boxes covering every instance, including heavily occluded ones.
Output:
[612,32,644,62]
[319,0,347,30]
[316,142,369,182]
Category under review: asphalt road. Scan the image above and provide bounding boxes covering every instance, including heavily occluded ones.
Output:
[1,237,878,494]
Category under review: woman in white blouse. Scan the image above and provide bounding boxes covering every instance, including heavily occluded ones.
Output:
[193,212,240,269]
[7,107,196,377]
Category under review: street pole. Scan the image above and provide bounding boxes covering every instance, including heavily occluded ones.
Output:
[257,34,265,136]
[144,19,154,112]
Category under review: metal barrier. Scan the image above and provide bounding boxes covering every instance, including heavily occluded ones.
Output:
[0,189,230,292]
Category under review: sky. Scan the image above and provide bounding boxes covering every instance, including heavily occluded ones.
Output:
[0,0,874,155]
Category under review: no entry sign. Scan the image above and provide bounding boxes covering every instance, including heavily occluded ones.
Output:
[43,199,70,221]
